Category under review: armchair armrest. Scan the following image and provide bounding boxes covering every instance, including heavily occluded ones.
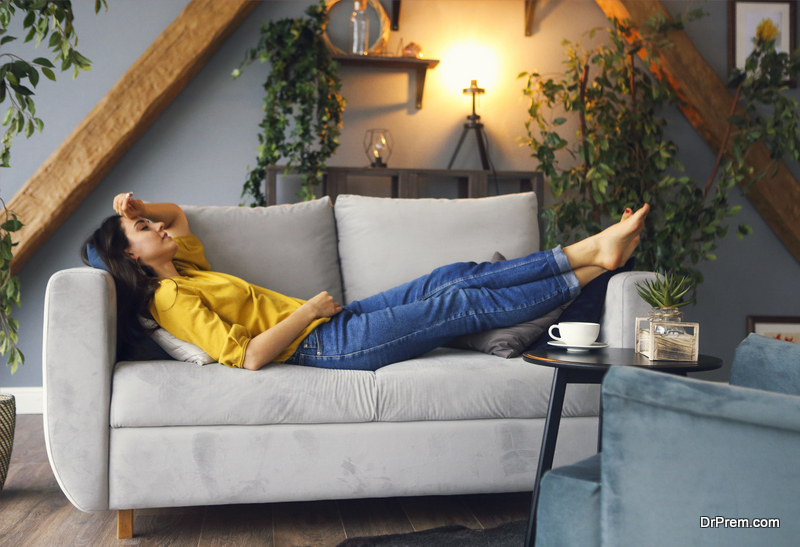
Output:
[600,366,800,545]
[600,271,656,348]
[43,267,116,512]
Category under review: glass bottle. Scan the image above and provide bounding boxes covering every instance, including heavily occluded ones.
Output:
[350,0,369,55]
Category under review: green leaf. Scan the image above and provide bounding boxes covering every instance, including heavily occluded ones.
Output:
[41,67,55,81]
[1,218,22,232]
[25,119,34,138]
[32,57,55,68]
[23,11,36,29]
[0,35,16,45]
[2,107,14,126]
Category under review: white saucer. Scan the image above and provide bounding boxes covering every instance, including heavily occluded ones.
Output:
[548,341,609,353]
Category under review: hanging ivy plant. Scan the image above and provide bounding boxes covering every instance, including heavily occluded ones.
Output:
[0,0,106,374]
[520,11,800,293]
[234,0,345,205]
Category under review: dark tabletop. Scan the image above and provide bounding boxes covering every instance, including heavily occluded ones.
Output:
[522,347,722,374]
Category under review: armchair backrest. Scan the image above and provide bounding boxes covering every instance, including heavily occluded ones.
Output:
[729,333,800,396]
[600,366,800,545]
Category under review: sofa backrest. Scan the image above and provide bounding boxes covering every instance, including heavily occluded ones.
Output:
[182,198,343,302]
[334,193,540,304]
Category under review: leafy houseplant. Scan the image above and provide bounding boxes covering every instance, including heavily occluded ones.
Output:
[234,0,345,205]
[0,0,105,494]
[520,12,800,293]
[0,0,104,375]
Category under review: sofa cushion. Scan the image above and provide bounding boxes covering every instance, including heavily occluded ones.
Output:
[110,348,598,427]
[182,198,343,302]
[446,252,571,358]
[110,361,377,427]
[376,348,599,422]
[334,193,540,304]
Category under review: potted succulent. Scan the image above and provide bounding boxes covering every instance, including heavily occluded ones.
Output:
[636,273,695,323]
[0,0,105,493]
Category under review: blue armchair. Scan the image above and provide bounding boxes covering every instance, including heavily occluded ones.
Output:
[535,334,800,546]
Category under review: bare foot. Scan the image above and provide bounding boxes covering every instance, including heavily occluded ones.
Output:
[562,204,649,271]
[595,204,649,270]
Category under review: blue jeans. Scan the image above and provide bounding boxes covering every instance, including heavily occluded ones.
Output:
[285,246,580,371]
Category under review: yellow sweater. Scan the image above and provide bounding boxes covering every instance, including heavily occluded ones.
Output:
[149,234,329,368]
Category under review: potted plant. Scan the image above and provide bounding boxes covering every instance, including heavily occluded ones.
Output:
[636,273,695,323]
[233,0,345,205]
[0,0,105,493]
[520,11,800,295]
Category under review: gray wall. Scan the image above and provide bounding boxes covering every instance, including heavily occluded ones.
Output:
[2,0,799,388]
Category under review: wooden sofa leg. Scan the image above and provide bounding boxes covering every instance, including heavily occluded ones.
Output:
[117,509,133,539]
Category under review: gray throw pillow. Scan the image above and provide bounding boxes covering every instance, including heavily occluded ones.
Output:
[444,252,573,358]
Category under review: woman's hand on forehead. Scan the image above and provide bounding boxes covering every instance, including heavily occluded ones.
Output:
[113,192,147,219]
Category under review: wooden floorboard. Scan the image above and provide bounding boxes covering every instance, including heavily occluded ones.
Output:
[0,415,530,546]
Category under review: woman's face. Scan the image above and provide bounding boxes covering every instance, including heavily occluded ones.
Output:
[120,216,177,266]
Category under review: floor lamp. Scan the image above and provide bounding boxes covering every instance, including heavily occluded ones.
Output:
[447,80,490,171]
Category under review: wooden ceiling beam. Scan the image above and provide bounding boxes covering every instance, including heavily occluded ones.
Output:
[595,0,800,264]
[8,0,260,275]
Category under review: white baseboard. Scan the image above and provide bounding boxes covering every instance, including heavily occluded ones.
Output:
[1,387,43,414]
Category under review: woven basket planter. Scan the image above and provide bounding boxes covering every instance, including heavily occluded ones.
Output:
[0,393,15,494]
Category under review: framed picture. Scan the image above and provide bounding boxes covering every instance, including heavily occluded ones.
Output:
[747,315,800,344]
[728,0,797,83]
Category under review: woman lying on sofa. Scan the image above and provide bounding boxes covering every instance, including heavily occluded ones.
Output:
[82,193,649,372]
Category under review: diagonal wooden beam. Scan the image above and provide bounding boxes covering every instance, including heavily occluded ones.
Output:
[8,0,260,275]
[595,0,800,264]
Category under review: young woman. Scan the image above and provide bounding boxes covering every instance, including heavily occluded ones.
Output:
[83,192,649,371]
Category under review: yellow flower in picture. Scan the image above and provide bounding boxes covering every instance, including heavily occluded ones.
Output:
[755,18,780,44]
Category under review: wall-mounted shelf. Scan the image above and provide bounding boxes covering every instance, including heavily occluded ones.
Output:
[331,54,439,109]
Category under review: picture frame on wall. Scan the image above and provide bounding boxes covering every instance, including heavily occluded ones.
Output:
[746,315,800,344]
[727,0,797,86]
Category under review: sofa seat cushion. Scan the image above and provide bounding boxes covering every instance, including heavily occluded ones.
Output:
[376,348,599,422]
[110,360,377,427]
[110,348,599,428]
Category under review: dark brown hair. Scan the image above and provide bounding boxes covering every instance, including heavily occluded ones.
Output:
[81,215,162,360]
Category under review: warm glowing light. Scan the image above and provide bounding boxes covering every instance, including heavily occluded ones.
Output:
[439,42,500,96]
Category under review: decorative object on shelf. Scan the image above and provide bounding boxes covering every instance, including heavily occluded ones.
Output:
[635,274,698,361]
[322,0,389,56]
[234,0,345,204]
[401,41,423,58]
[746,315,800,344]
[728,0,796,85]
[447,80,490,171]
[0,393,14,493]
[521,11,800,297]
[364,129,393,168]
[350,0,368,55]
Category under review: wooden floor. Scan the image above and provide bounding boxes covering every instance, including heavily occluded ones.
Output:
[0,415,531,546]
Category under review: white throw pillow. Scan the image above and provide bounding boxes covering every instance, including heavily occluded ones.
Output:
[140,318,216,365]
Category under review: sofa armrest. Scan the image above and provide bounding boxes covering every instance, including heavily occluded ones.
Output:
[599,271,656,348]
[43,267,116,512]
[600,366,800,544]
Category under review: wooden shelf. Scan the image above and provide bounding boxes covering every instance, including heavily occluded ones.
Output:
[331,54,439,109]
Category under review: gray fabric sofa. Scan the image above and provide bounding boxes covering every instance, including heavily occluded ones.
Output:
[42,193,654,533]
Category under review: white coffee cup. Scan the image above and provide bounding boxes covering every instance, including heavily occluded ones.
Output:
[548,322,600,346]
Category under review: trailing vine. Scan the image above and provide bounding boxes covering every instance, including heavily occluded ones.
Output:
[0,0,106,374]
[234,0,345,205]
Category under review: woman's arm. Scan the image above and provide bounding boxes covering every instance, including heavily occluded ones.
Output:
[243,291,342,371]
[113,192,191,238]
